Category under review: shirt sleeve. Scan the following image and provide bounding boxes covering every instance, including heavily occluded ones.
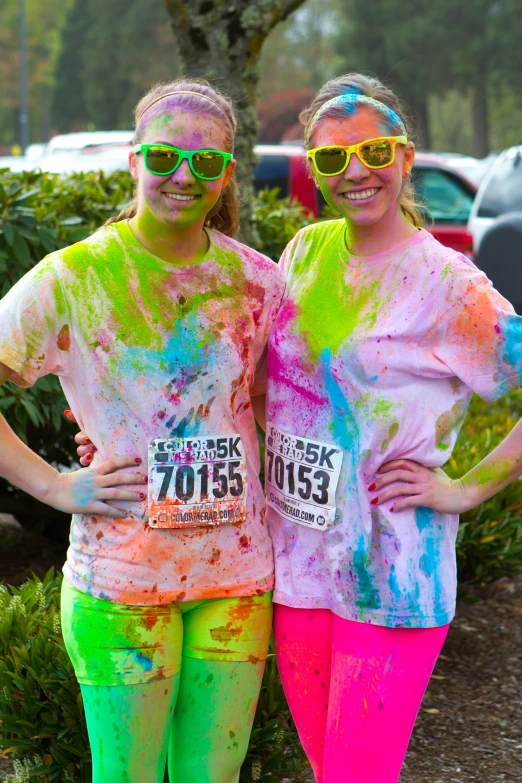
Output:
[0,256,70,386]
[249,258,285,397]
[417,277,522,402]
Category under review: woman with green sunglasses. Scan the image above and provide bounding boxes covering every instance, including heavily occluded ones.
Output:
[0,79,284,783]
[266,73,522,783]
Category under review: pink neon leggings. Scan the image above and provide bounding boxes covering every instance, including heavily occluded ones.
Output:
[274,604,449,783]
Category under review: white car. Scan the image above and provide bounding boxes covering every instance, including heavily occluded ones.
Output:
[44,131,133,156]
[468,145,522,251]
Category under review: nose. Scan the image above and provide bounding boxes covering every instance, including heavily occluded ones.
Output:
[170,158,196,186]
[343,151,369,181]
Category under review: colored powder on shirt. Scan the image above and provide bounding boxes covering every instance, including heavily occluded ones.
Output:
[267,219,522,628]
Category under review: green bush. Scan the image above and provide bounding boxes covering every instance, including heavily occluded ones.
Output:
[0,571,303,783]
[251,188,312,262]
[0,571,90,782]
[448,389,522,581]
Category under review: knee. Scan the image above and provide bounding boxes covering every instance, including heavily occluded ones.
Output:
[169,748,245,783]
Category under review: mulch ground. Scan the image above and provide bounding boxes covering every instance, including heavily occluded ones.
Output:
[400,574,522,783]
[1,533,521,782]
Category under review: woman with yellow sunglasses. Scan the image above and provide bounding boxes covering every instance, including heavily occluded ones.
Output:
[265,73,522,783]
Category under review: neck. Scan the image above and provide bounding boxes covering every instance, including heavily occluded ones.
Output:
[347,207,418,257]
[129,208,209,265]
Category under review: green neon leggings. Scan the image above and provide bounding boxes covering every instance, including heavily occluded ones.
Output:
[81,657,265,783]
[61,581,272,783]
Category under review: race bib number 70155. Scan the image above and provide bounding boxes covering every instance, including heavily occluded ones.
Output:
[148,435,247,529]
[265,423,343,531]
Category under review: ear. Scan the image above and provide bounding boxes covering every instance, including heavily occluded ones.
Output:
[403,142,415,178]
[222,158,236,189]
[128,148,139,181]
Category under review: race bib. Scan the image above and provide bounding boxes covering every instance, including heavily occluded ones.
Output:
[265,423,343,531]
[148,435,247,529]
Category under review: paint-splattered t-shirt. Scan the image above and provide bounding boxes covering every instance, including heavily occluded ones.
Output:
[267,221,522,628]
[0,221,284,605]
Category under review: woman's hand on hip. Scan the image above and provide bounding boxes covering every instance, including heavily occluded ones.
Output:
[43,456,147,518]
[64,409,97,466]
[369,459,475,514]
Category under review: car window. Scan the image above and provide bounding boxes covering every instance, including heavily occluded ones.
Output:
[254,155,289,198]
[477,151,522,218]
[412,167,474,224]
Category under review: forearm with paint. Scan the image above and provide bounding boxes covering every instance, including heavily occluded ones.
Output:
[459,417,522,509]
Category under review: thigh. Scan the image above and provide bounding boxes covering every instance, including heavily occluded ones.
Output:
[60,579,184,782]
[273,604,333,783]
[181,591,273,663]
[81,677,179,783]
[323,616,449,783]
[169,657,265,783]
[60,579,183,686]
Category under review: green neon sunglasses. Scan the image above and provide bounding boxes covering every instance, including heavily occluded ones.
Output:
[134,143,233,180]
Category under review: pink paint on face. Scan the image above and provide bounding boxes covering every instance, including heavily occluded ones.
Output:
[311,108,414,235]
[132,111,234,232]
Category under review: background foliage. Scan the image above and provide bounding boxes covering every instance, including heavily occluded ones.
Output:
[2,0,522,154]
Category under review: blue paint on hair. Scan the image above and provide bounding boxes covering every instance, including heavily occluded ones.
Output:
[306,93,406,145]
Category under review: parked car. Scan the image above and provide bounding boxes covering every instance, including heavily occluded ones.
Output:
[412,154,477,257]
[254,146,477,256]
[468,144,522,251]
[44,131,133,156]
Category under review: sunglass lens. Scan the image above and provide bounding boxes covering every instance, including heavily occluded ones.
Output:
[360,140,393,168]
[192,152,225,179]
[314,147,348,175]
[146,145,180,175]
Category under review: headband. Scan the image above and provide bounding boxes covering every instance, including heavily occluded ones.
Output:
[137,91,231,125]
[305,93,406,145]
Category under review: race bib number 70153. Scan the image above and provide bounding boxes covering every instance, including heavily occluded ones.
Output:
[148,435,247,529]
[265,423,343,531]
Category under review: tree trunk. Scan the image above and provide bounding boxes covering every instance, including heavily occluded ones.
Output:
[472,80,489,158]
[413,99,431,150]
[164,0,306,244]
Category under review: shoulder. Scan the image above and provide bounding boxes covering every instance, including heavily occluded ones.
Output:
[288,219,345,251]
[279,219,345,280]
[209,230,284,292]
[56,223,124,267]
[416,230,494,304]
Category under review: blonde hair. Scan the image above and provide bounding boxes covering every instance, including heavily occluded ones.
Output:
[300,73,424,228]
[105,78,240,237]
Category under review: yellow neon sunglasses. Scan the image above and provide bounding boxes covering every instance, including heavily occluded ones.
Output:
[307,136,408,176]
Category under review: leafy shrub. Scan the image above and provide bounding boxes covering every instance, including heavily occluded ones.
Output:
[0,571,303,783]
[448,389,522,581]
[0,571,90,782]
[251,188,312,262]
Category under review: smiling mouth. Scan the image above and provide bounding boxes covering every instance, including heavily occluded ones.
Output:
[163,192,202,202]
[341,187,380,202]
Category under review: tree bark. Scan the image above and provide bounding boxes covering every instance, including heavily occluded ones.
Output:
[472,80,489,158]
[413,99,431,150]
[164,0,306,243]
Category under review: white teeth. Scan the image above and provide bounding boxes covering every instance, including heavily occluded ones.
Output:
[343,188,379,201]
[164,193,199,201]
